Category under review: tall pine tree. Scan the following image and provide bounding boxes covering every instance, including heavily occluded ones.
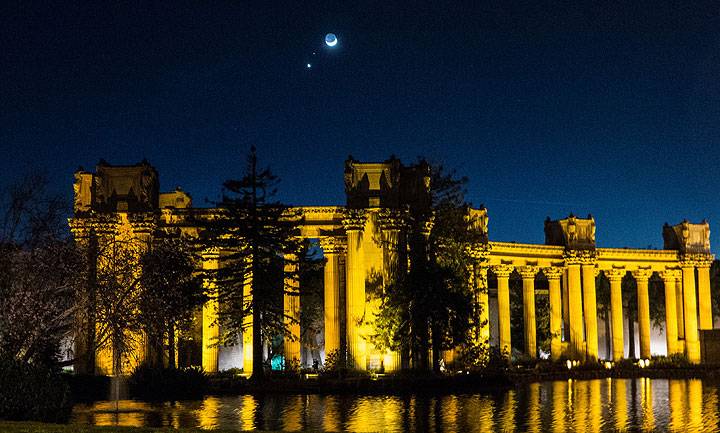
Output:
[199,147,302,381]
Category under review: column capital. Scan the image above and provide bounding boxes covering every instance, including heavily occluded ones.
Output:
[681,253,714,268]
[659,269,681,281]
[631,268,653,282]
[320,236,347,255]
[342,209,367,231]
[466,244,491,261]
[517,265,538,280]
[492,264,514,278]
[376,208,408,231]
[563,249,597,265]
[543,267,563,280]
[605,267,626,282]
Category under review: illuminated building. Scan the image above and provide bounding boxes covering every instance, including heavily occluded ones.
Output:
[69,158,715,373]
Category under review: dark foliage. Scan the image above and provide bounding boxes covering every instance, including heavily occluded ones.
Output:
[0,357,72,423]
[128,365,208,400]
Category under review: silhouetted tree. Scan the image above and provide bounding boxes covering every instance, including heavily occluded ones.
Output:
[199,147,302,382]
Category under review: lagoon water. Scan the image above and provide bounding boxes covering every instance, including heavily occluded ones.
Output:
[71,378,720,432]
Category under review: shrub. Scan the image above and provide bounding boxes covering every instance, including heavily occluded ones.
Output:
[128,364,208,400]
[0,357,72,423]
[650,353,691,369]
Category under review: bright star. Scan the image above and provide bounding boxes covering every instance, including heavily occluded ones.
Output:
[306,63,312,69]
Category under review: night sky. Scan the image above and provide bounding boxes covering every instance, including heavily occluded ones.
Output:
[2,1,720,250]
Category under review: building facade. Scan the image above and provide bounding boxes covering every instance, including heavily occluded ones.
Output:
[69,158,715,374]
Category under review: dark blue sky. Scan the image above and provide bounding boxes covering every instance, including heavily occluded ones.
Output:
[2,1,720,250]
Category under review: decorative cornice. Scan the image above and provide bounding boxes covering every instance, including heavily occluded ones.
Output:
[680,253,714,267]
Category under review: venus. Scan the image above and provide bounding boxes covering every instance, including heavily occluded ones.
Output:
[325,33,337,47]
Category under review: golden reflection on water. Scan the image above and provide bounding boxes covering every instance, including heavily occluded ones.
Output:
[71,378,720,432]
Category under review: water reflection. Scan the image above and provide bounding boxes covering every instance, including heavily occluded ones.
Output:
[71,378,720,432]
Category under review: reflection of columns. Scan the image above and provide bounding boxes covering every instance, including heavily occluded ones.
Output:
[607,268,625,361]
[682,264,700,363]
[320,237,346,359]
[545,268,563,360]
[242,257,253,375]
[614,379,628,431]
[582,264,599,360]
[201,250,220,373]
[493,265,513,357]
[344,210,367,370]
[284,253,301,366]
[661,270,680,356]
[518,266,538,358]
[697,262,713,330]
[567,263,584,359]
[632,269,652,359]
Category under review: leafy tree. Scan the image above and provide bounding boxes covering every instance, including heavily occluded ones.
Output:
[139,237,205,368]
[199,147,302,381]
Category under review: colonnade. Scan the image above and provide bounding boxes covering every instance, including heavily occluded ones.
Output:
[483,256,713,363]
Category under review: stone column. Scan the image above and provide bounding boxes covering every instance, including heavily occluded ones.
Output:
[320,237,346,360]
[562,269,570,341]
[566,261,585,359]
[518,266,538,358]
[476,263,490,346]
[201,249,220,373]
[242,256,253,375]
[660,270,680,356]
[606,268,625,361]
[283,253,301,367]
[582,264,599,360]
[545,267,563,360]
[633,269,652,359]
[344,210,367,370]
[378,210,405,371]
[675,277,685,340]
[682,263,701,363]
[493,265,513,358]
[697,261,713,330]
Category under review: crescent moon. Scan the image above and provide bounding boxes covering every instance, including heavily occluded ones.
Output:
[325,33,338,47]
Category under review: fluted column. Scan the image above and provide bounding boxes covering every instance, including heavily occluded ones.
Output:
[660,270,680,356]
[344,210,367,370]
[633,269,652,359]
[566,261,584,359]
[320,237,346,360]
[682,263,700,363]
[607,268,625,361]
[283,253,301,367]
[518,266,538,358]
[697,261,713,330]
[582,264,599,360]
[545,267,563,360]
[493,265,513,358]
[675,277,685,340]
[378,210,405,371]
[201,249,220,373]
